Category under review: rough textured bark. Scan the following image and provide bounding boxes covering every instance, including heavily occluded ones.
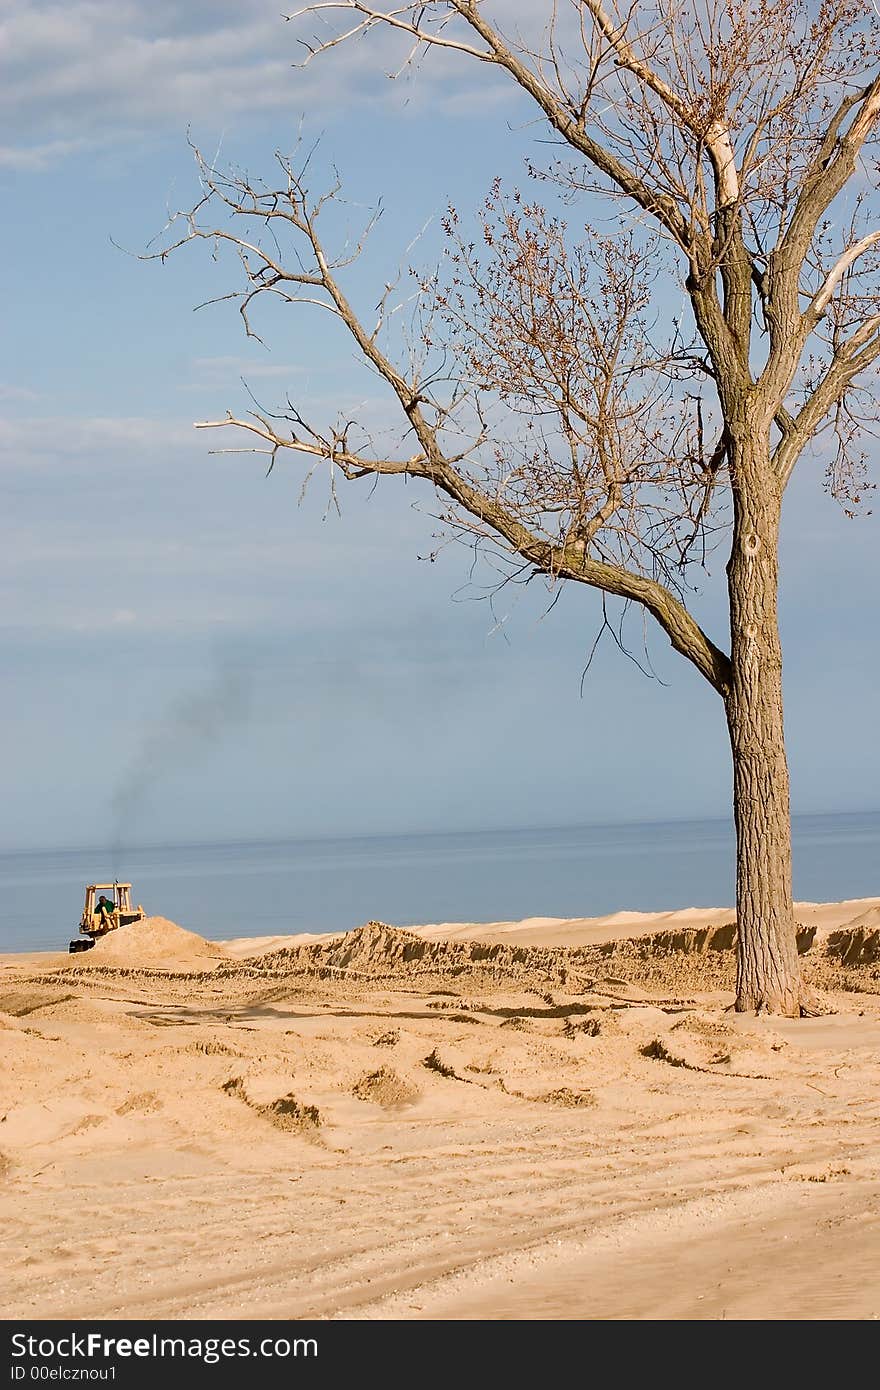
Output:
[725,438,801,1015]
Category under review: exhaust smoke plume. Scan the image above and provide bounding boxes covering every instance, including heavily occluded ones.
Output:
[110,656,253,860]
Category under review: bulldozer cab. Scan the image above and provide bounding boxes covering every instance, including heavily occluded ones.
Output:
[79,882,145,938]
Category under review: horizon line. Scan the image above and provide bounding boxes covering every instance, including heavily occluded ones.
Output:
[1,805,878,859]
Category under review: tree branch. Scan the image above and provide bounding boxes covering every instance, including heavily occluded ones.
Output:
[580,0,738,205]
[196,412,732,696]
[155,128,739,695]
[781,78,880,265]
[290,1,492,64]
[805,229,880,323]
[774,320,880,487]
[760,76,880,410]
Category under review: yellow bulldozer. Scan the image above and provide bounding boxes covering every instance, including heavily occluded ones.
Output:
[69,882,146,954]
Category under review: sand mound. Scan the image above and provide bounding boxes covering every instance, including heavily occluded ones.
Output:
[222,1077,322,1134]
[352,1066,420,1107]
[640,1014,789,1077]
[671,1012,736,1044]
[184,1039,240,1058]
[537,1087,595,1108]
[262,1094,322,1133]
[422,1048,467,1080]
[84,917,228,971]
[115,1092,161,1116]
[500,1016,533,1032]
[562,1016,604,1038]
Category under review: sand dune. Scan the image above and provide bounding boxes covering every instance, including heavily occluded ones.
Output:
[1,903,879,1321]
[408,896,880,949]
[845,903,880,932]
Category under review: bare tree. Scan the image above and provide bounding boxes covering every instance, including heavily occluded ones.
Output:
[153,0,880,1015]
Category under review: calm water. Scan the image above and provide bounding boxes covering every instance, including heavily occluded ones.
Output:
[1,812,878,953]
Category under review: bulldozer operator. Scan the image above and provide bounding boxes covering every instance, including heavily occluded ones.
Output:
[95,894,116,929]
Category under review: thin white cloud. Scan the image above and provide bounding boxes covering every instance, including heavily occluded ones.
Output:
[0,599,253,637]
[0,135,107,171]
[189,355,308,381]
[0,382,40,402]
[0,414,196,469]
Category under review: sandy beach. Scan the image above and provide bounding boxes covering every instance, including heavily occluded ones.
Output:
[1,899,879,1321]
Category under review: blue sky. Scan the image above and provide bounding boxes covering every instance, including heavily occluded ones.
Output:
[1,1,877,852]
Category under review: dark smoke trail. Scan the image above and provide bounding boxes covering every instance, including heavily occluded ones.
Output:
[110,657,253,864]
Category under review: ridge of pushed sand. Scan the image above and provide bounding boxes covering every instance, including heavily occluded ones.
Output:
[218,895,880,959]
[210,914,880,1003]
[223,920,573,987]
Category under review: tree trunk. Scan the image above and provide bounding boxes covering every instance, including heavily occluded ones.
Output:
[725,439,801,1016]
